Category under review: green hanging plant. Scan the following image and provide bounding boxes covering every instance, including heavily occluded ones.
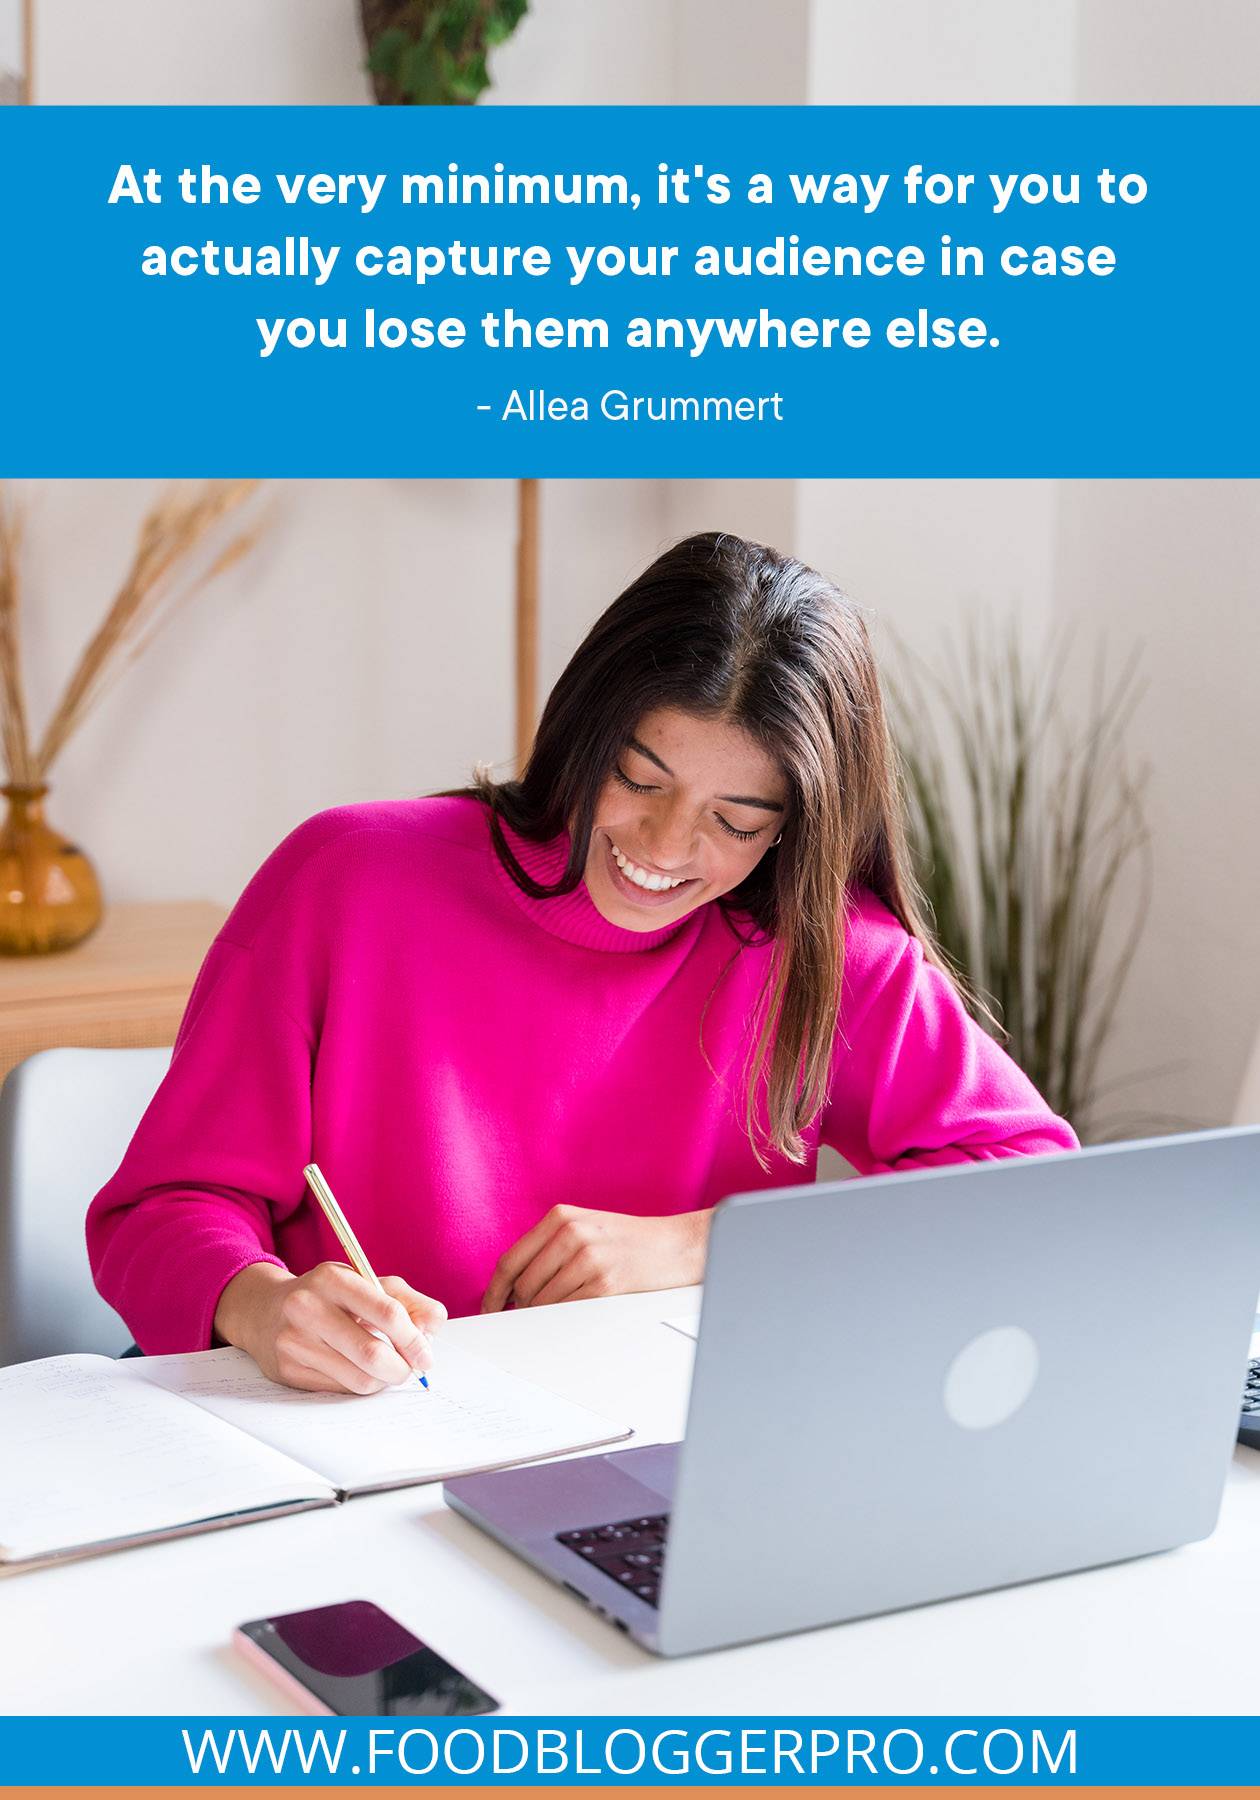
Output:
[361,0,529,106]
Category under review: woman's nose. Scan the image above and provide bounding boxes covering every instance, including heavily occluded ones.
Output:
[641,803,695,868]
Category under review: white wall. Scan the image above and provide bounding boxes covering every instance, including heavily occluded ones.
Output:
[20,480,508,901]
[663,481,798,561]
[1074,0,1260,104]
[34,0,371,104]
[795,480,1059,646]
[0,0,21,76]
[1053,484,1260,1134]
[34,0,685,107]
[486,0,675,107]
[1052,7,1260,1129]
[807,0,1076,104]
[671,0,808,108]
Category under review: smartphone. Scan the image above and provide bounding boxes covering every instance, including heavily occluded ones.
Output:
[235,1600,499,1716]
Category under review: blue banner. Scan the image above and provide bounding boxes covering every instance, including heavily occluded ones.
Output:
[0,105,1255,476]
[0,1715,1256,1785]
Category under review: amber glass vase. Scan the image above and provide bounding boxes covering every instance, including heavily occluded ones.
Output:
[0,785,102,955]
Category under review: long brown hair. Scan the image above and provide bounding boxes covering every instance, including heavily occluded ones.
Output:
[473,532,945,1164]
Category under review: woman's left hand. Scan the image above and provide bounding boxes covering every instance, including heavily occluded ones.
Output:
[481,1205,712,1312]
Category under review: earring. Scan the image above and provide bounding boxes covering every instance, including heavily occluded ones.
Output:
[772,834,782,846]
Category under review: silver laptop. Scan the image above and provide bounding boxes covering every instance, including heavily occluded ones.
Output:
[444,1128,1260,1657]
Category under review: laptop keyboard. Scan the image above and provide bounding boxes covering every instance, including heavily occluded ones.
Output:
[1244,1361,1260,1412]
[556,1513,670,1608]
[557,1366,1260,1603]
[1240,1360,1260,1450]
[552,1360,1260,1607]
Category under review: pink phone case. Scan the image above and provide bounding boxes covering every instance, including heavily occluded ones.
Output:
[232,1627,335,1715]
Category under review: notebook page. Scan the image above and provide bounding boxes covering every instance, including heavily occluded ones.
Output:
[136,1341,631,1493]
[0,1356,335,1562]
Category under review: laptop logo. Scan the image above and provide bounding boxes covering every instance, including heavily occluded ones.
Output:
[943,1326,1040,1430]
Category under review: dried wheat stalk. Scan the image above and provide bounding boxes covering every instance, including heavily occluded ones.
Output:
[0,488,36,788]
[0,480,262,787]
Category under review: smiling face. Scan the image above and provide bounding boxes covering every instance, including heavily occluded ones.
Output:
[582,706,790,931]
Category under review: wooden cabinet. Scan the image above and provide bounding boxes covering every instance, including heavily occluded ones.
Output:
[0,902,225,1085]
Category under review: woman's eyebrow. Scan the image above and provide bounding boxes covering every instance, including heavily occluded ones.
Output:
[719,792,785,813]
[626,737,786,812]
[627,735,672,774]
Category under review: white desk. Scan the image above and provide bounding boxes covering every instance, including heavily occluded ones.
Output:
[3,1287,1259,1716]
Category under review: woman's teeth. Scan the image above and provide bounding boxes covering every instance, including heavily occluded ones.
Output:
[611,842,688,892]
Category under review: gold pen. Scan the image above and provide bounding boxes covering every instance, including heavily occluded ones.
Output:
[303,1162,430,1388]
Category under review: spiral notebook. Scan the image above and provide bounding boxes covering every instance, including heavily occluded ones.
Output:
[0,1340,631,1570]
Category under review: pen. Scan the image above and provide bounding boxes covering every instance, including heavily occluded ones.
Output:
[302,1162,430,1389]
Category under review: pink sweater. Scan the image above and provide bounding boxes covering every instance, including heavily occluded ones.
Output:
[87,797,1078,1352]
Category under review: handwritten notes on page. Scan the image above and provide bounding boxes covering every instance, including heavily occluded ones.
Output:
[135,1340,632,1493]
[1,1334,632,1568]
[0,1356,331,1565]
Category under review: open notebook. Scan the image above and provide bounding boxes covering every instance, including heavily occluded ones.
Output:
[0,1339,630,1570]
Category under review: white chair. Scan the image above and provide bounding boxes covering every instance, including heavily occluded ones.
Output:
[0,1046,171,1365]
[1235,1027,1260,1126]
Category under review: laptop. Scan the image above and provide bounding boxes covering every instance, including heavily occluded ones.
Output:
[444,1128,1260,1657]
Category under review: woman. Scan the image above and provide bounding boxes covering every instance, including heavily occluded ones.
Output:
[88,533,1077,1392]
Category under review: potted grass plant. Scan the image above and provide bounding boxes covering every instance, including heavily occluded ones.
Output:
[0,481,263,953]
[889,623,1151,1142]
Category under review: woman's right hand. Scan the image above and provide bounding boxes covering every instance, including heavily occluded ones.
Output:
[213,1261,445,1393]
